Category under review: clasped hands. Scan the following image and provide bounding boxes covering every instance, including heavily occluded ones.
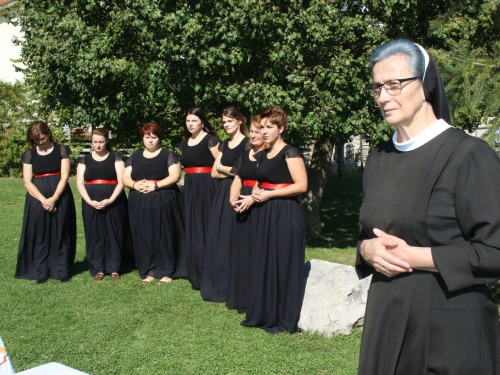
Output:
[252,188,271,203]
[88,198,112,210]
[360,228,413,278]
[134,179,155,194]
[231,195,254,213]
[41,196,57,213]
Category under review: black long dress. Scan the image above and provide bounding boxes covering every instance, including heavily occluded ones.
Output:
[178,134,219,290]
[242,145,305,333]
[356,127,500,374]
[15,144,77,281]
[77,153,128,276]
[226,149,260,313]
[126,149,186,279]
[200,137,248,302]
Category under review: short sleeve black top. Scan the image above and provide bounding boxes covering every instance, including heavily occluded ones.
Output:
[21,143,72,175]
[77,152,123,181]
[125,148,178,180]
[231,149,260,181]
[179,134,219,168]
[220,137,249,168]
[256,145,304,184]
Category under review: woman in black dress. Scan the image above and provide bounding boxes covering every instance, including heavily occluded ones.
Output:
[356,39,500,374]
[178,108,219,290]
[76,128,128,281]
[15,121,77,284]
[200,106,249,302]
[226,115,267,313]
[122,123,186,285]
[242,106,307,333]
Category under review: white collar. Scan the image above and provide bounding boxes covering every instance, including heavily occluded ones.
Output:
[393,119,453,152]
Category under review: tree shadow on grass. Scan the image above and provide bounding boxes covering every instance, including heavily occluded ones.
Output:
[306,172,363,249]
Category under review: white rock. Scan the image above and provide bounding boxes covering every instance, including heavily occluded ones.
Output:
[298,259,372,337]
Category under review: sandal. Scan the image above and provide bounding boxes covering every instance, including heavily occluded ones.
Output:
[93,273,105,281]
[157,277,172,285]
[142,276,155,284]
[111,273,120,281]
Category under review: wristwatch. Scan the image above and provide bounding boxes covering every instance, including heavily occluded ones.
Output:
[154,183,159,191]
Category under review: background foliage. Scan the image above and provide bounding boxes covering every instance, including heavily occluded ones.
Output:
[2,0,499,235]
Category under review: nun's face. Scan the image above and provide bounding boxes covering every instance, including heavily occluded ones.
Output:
[372,55,425,127]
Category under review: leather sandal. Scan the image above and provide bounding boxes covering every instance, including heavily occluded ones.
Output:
[142,276,155,284]
[111,273,120,281]
[93,273,105,281]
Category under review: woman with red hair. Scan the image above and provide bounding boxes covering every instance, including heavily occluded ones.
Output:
[122,123,186,284]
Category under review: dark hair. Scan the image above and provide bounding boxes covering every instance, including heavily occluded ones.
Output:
[140,122,163,139]
[369,39,425,78]
[92,127,112,151]
[184,107,216,137]
[259,106,288,132]
[222,106,248,136]
[27,121,53,146]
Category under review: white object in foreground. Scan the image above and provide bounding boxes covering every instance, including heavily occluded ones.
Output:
[298,259,372,337]
[16,362,88,375]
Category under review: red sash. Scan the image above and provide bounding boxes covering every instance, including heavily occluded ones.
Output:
[185,167,212,174]
[243,180,257,187]
[85,179,118,185]
[260,182,291,190]
[34,172,60,178]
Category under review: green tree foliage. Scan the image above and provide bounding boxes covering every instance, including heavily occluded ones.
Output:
[15,0,386,146]
[0,81,37,177]
[0,81,70,176]
[14,0,500,237]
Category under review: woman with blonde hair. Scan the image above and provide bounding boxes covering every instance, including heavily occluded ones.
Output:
[226,115,267,312]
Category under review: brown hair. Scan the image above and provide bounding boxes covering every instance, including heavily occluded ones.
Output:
[259,106,287,132]
[92,127,112,151]
[222,106,248,136]
[184,108,216,137]
[140,123,163,139]
[27,121,53,146]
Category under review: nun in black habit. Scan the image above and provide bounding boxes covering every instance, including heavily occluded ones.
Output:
[356,39,500,374]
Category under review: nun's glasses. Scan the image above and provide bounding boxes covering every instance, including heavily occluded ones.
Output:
[369,76,420,98]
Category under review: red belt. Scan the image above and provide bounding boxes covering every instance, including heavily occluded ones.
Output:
[85,179,117,185]
[185,167,212,174]
[34,172,60,178]
[243,180,257,187]
[260,182,291,190]
[135,180,161,183]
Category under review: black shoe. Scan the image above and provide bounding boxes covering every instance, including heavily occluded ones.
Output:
[60,276,70,283]
[36,278,48,285]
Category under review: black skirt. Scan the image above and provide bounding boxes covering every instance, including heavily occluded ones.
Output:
[200,178,236,302]
[128,186,187,279]
[81,184,128,276]
[241,196,305,333]
[226,185,257,313]
[183,172,218,290]
[15,175,77,281]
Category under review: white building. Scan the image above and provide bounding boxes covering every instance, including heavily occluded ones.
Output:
[0,0,23,83]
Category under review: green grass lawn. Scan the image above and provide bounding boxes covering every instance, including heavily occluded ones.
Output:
[0,173,363,375]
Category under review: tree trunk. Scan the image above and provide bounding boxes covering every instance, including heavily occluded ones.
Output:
[301,133,335,239]
[336,138,345,178]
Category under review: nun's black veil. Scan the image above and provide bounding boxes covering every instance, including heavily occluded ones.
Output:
[417,44,452,125]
